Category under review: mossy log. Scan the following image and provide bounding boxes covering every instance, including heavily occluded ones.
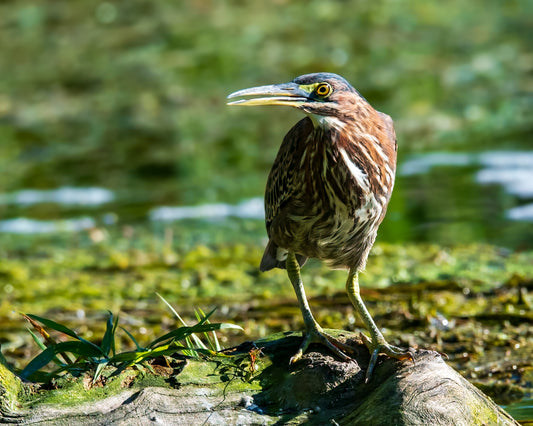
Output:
[0,332,518,425]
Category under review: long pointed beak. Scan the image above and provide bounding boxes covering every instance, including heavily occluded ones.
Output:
[227,82,309,107]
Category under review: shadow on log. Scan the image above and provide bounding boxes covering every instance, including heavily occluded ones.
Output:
[0,332,519,425]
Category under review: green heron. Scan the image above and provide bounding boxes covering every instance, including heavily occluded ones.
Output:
[227,72,413,380]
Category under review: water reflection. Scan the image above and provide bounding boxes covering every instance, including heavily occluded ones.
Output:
[400,151,533,220]
[0,217,95,234]
[149,197,264,221]
[0,187,114,206]
[400,153,475,176]
[507,204,533,221]
[476,151,533,200]
[0,151,531,240]
[476,169,533,199]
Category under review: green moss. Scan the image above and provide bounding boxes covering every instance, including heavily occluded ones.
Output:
[1,228,532,411]
[131,371,170,390]
[19,357,264,411]
[176,358,263,393]
[0,351,22,412]
[25,371,139,408]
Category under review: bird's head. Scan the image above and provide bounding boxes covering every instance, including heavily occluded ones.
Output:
[227,72,366,126]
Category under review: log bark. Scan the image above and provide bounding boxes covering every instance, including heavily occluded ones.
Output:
[0,332,519,425]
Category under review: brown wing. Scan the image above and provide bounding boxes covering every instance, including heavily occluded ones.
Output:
[260,117,313,271]
[264,117,314,232]
[378,111,398,157]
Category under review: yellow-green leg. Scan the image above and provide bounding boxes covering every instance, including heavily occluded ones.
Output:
[286,251,352,364]
[346,269,413,382]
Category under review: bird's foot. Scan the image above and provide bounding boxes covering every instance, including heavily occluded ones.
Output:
[290,327,353,364]
[360,332,415,382]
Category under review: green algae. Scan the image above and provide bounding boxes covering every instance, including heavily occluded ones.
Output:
[0,351,23,413]
[1,333,518,425]
[10,356,263,413]
[24,372,136,408]
[0,225,532,412]
[175,357,263,393]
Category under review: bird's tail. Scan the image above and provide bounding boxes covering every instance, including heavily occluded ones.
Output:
[259,240,307,272]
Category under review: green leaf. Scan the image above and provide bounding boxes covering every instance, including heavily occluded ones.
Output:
[148,323,241,349]
[188,328,208,351]
[108,350,146,363]
[121,327,144,351]
[25,314,102,353]
[215,322,243,331]
[23,370,55,383]
[19,348,58,380]
[100,312,117,357]
[20,341,106,381]
[197,307,217,325]
[93,361,108,381]
[111,314,119,356]
[183,335,200,357]
[195,307,222,351]
[25,314,81,340]
[27,329,68,366]
[156,293,187,326]
[27,328,47,351]
[192,308,210,350]
[44,360,94,380]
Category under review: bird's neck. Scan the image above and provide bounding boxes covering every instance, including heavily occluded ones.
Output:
[306,114,396,201]
[308,114,347,133]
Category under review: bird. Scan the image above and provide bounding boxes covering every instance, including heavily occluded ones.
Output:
[227,72,413,380]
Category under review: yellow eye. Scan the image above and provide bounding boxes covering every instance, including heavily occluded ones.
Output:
[315,83,332,97]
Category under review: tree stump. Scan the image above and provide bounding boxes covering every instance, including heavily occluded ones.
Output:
[0,332,519,425]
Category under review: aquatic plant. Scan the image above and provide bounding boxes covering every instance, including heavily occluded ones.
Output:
[19,300,242,384]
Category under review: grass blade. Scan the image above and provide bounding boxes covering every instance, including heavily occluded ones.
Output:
[156,294,207,349]
[25,314,103,354]
[27,329,69,366]
[194,308,222,351]
[121,327,144,351]
[27,329,48,352]
[22,314,55,345]
[21,305,242,384]
[148,323,241,349]
[25,314,81,340]
[111,314,119,356]
[197,307,216,324]
[100,312,117,357]
[93,361,107,382]
[20,341,106,380]
[19,347,57,380]
[156,293,188,326]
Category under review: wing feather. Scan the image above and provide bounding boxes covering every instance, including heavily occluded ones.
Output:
[260,117,313,271]
[264,117,314,233]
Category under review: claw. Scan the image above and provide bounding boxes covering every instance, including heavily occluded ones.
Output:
[289,348,304,364]
[360,332,415,382]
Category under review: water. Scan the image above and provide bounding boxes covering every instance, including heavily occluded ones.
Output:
[502,399,533,423]
[0,216,96,234]
[149,198,264,221]
[0,187,114,206]
[1,150,531,249]
[401,151,533,200]
[391,151,533,248]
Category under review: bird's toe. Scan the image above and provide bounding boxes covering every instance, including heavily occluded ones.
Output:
[361,332,415,382]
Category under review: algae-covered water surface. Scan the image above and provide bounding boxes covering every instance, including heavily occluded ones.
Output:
[0,0,532,420]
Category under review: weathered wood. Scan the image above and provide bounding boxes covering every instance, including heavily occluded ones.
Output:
[0,332,519,425]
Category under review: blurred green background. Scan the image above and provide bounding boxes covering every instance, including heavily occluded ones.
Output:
[1,1,533,413]
[0,0,531,247]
